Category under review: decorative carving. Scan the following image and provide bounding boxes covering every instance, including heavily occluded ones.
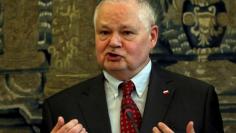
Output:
[48,37,79,70]
[44,0,100,97]
[184,6,224,46]
[151,1,236,131]
[190,0,220,6]
[38,0,52,48]
[49,0,80,71]
[5,73,43,97]
[0,0,46,70]
[152,0,236,61]
[0,0,50,132]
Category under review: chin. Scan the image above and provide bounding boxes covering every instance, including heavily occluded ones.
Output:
[104,64,126,71]
[105,66,124,71]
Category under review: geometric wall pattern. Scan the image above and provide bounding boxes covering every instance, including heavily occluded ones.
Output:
[0,0,235,132]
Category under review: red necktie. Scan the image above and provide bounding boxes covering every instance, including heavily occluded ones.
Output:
[120,80,142,133]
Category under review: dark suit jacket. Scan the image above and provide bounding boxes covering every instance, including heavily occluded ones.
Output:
[41,64,224,133]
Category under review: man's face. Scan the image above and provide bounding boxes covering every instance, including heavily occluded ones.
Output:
[95,1,158,80]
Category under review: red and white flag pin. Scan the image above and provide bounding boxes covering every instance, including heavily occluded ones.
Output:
[162,89,169,95]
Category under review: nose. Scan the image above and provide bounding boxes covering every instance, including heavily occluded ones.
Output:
[109,33,121,48]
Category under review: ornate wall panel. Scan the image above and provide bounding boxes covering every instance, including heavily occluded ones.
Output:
[45,0,99,96]
[150,0,236,132]
[0,0,99,132]
[0,0,49,132]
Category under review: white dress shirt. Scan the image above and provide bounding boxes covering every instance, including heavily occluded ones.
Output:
[103,61,152,133]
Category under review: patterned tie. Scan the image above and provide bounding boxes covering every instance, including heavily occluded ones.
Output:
[120,80,142,133]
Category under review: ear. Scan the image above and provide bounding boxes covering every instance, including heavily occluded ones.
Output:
[149,25,159,49]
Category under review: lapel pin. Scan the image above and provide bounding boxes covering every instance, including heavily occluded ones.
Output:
[162,89,169,95]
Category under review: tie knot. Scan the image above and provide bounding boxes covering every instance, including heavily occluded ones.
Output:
[119,80,135,96]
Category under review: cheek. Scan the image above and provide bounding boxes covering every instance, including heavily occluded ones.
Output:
[96,40,106,53]
[95,47,103,65]
[95,45,103,59]
[95,41,107,60]
[128,42,148,54]
[125,44,143,60]
[127,42,151,61]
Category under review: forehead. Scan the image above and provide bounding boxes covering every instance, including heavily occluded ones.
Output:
[96,1,141,27]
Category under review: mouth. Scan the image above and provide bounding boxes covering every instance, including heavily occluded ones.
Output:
[106,52,122,61]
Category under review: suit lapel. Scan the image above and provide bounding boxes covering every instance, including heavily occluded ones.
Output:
[77,66,177,133]
[140,66,176,133]
[78,74,111,133]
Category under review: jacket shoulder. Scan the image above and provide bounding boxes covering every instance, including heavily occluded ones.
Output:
[153,65,214,92]
[45,74,104,102]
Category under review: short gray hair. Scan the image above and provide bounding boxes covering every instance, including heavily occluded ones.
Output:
[93,0,157,30]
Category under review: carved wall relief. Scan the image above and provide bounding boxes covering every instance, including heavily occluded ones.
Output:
[0,0,51,132]
[150,0,236,132]
[151,0,236,61]
[45,0,99,96]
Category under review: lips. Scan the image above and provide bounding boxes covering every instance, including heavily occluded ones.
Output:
[106,52,122,61]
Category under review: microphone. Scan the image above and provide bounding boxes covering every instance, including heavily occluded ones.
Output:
[124,108,140,133]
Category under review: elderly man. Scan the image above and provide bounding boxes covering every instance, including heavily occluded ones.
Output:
[41,0,224,133]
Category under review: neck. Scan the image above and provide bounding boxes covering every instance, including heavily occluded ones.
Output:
[106,59,150,81]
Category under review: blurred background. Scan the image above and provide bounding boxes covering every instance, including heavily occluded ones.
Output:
[0,0,235,132]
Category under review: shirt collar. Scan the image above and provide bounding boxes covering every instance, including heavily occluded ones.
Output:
[131,61,152,97]
[103,61,152,98]
[103,70,122,98]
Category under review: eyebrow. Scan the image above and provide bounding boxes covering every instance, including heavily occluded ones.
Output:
[96,23,139,31]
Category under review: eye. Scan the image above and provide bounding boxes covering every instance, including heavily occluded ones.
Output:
[123,31,134,36]
[97,30,110,40]
[100,30,110,35]
[122,30,136,40]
